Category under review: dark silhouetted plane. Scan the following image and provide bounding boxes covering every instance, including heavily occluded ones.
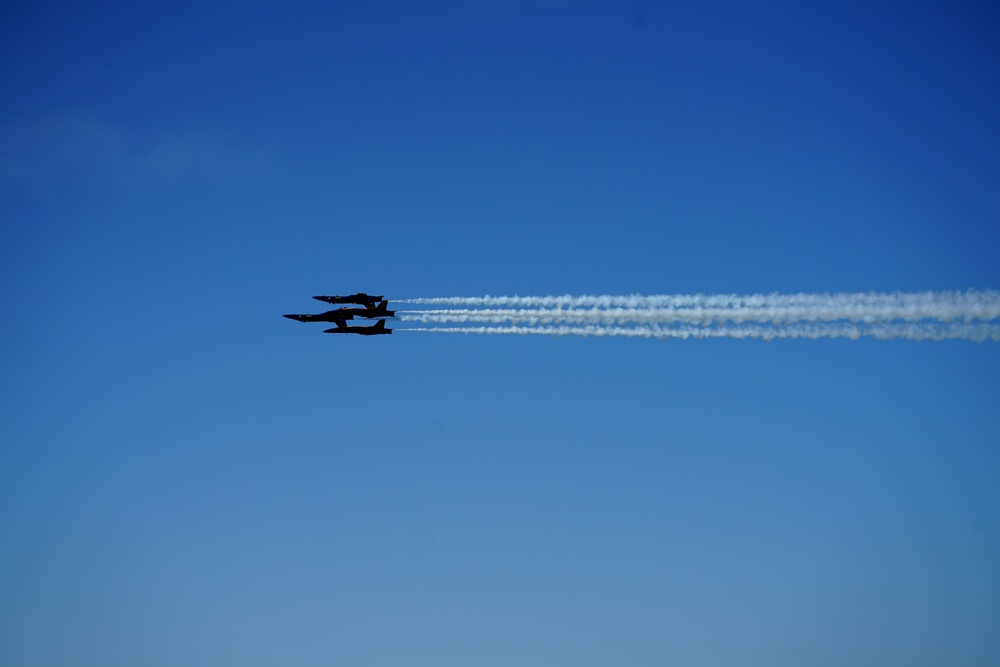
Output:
[323,319,391,335]
[312,293,384,308]
[284,311,347,325]
[284,301,395,328]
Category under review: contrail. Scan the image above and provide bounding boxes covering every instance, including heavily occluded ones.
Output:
[393,290,1000,341]
[397,290,1000,316]
[398,302,998,325]
[400,322,1000,341]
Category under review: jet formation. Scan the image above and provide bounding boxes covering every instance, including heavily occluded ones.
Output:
[284,293,393,335]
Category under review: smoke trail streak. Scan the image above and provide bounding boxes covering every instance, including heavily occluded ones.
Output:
[399,302,998,325]
[392,290,1000,342]
[396,289,1000,310]
[401,322,1000,342]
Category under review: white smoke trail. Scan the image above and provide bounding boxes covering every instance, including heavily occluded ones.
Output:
[399,303,998,325]
[396,289,1000,314]
[400,322,1000,342]
[392,290,1000,342]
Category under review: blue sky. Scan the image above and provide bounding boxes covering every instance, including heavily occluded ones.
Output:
[2,1,999,665]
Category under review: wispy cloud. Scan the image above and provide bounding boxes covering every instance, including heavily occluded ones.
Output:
[0,116,124,182]
[0,115,264,186]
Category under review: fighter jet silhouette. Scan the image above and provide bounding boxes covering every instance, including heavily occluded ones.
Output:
[323,319,392,335]
[312,293,384,308]
[284,301,395,328]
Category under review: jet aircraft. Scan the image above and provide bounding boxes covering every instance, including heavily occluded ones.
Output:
[284,301,395,328]
[323,319,392,335]
[312,293,384,308]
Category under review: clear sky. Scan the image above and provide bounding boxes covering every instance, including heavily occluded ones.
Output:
[2,1,999,665]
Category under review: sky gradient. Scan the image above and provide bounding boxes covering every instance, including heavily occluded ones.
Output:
[2,2,1000,665]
